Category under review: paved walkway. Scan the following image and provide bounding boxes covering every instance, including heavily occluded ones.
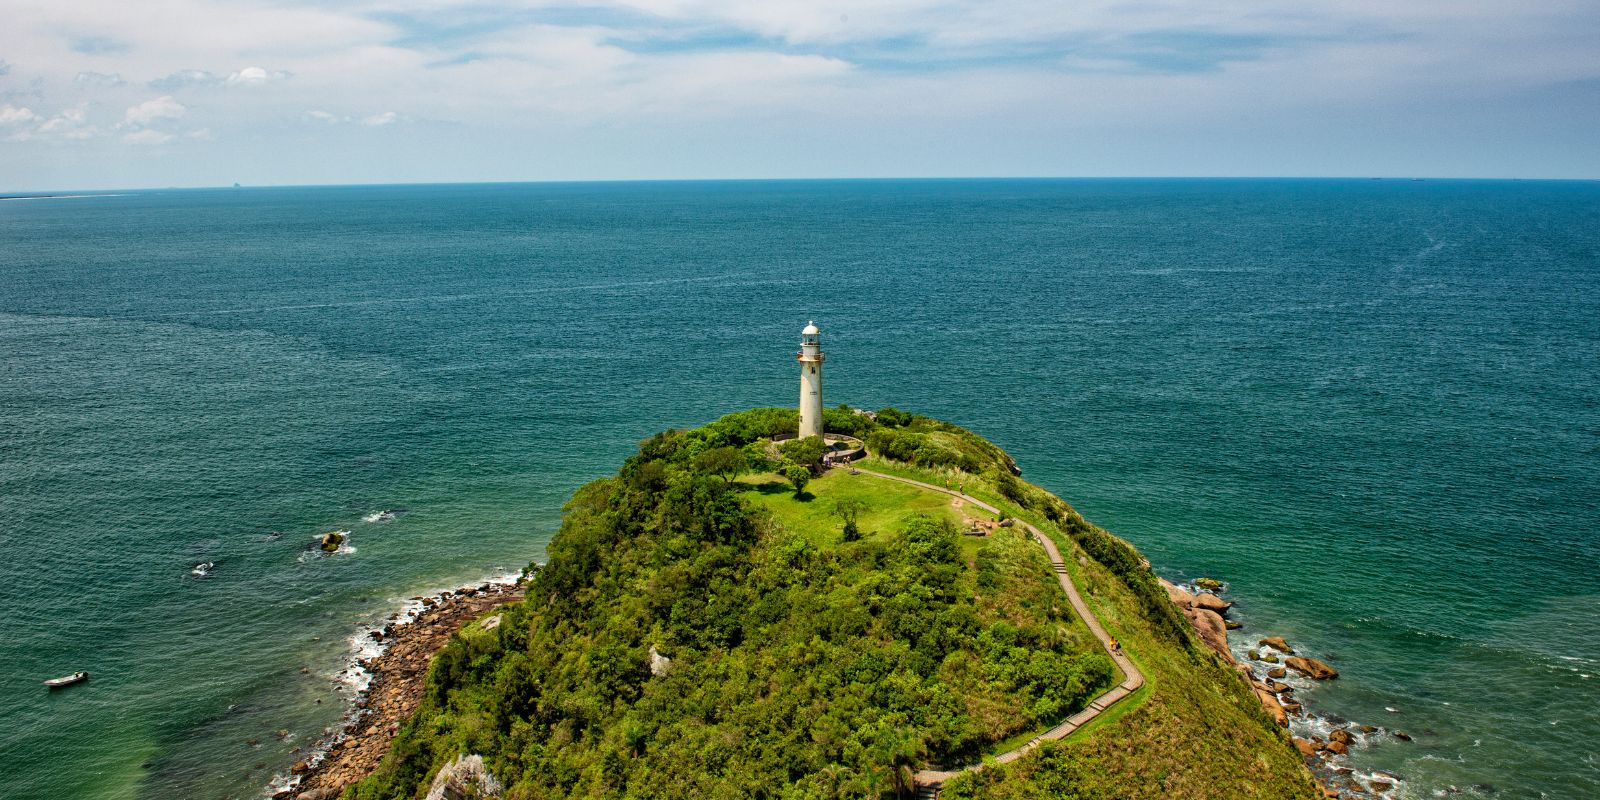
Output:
[849,468,1146,795]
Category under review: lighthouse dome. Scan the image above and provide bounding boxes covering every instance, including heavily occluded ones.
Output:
[801,321,820,335]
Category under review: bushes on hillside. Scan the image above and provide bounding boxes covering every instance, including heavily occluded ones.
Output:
[352,411,1117,800]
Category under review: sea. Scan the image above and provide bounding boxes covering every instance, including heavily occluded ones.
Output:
[1,179,1596,800]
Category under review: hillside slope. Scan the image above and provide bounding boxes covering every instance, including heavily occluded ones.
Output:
[348,408,1318,800]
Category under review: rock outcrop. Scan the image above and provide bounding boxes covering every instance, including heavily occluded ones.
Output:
[1285,656,1338,680]
[424,754,502,800]
[648,645,672,678]
[1258,636,1294,654]
[1195,593,1232,613]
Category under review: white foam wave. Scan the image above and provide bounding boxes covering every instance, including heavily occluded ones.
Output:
[362,510,396,524]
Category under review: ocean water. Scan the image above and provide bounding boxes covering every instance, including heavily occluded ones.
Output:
[1,179,1596,800]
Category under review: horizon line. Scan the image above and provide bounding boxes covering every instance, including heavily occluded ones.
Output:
[5,174,1598,197]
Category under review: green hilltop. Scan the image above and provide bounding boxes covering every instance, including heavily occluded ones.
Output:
[348,408,1319,800]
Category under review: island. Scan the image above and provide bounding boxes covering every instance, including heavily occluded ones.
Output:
[285,404,1329,800]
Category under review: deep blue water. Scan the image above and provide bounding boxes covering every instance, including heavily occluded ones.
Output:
[1,180,1596,799]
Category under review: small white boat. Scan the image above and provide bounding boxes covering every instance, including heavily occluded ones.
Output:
[43,671,89,688]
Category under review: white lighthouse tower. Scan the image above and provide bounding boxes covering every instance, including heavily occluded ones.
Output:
[797,321,825,439]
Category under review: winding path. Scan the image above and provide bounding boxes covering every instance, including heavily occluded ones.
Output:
[850,467,1145,796]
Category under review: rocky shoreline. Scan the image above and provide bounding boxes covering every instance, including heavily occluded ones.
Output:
[1162,578,1410,800]
[271,580,524,800]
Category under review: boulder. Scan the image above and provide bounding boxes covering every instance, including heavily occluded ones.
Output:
[1282,701,1303,714]
[1370,781,1393,793]
[648,645,672,678]
[1254,686,1288,727]
[1329,728,1353,746]
[1161,579,1196,611]
[1263,653,1280,664]
[1258,636,1294,654]
[1358,725,1378,733]
[1293,738,1317,758]
[1195,593,1232,613]
[425,754,502,800]
[1285,656,1339,680]
[1189,608,1232,661]
[296,789,339,800]
[1247,649,1261,661]
[291,761,310,774]
[1325,739,1348,756]
[1225,620,1243,630]
[1393,730,1413,741]
[1267,666,1287,680]
[1195,577,1225,591]
[319,531,344,553]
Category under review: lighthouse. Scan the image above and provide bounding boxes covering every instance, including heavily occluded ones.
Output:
[797,321,825,439]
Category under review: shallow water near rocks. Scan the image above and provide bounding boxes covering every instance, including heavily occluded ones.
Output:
[1,179,1596,799]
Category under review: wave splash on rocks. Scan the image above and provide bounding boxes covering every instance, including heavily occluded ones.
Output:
[1162,576,1410,800]
[266,572,526,800]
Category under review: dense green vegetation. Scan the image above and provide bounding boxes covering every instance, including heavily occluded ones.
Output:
[349,407,1317,800]
[351,409,1111,800]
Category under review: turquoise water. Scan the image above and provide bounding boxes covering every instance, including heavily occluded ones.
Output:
[1,180,1596,799]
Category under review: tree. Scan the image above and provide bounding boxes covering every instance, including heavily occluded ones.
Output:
[834,497,867,542]
[783,465,812,497]
[693,446,746,479]
[779,436,827,467]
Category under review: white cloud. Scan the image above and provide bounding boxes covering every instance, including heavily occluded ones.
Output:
[149,66,289,89]
[122,128,174,145]
[0,104,39,126]
[74,71,124,87]
[360,111,398,126]
[185,127,213,140]
[225,66,290,85]
[122,95,186,126]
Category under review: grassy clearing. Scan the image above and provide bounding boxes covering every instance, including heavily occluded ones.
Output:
[736,468,985,548]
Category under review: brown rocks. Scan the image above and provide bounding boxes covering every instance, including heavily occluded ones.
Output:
[1195,593,1232,613]
[1161,579,1196,611]
[1267,666,1287,680]
[1194,577,1225,591]
[1263,652,1280,664]
[1369,781,1393,793]
[1393,730,1413,741]
[284,584,523,799]
[1294,737,1317,758]
[1285,656,1339,680]
[1329,728,1353,746]
[1258,636,1294,654]
[1325,739,1349,756]
[1225,620,1243,630]
[1255,686,1288,727]
[1190,608,1231,660]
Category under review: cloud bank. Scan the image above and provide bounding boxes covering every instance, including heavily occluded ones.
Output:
[0,0,1596,187]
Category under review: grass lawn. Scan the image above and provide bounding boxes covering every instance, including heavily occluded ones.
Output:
[735,467,992,549]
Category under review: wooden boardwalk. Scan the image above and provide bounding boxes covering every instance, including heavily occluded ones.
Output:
[852,468,1146,796]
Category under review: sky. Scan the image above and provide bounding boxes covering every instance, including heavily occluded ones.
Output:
[0,0,1597,190]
